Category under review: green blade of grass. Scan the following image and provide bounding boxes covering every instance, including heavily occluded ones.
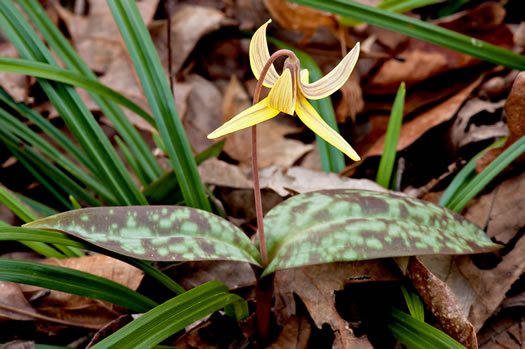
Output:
[115,135,149,187]
[447,135,525,212]
[288,0,525,70]
[107,0,210,210]
[90,280,247,349]
[0,258,157,312]
[17,0,162,183]
[0,1,147,206]
[269,38,346,173]
[0,57,154,127]
[388,308,466,349]
[0,226,185,295]
[0,126,107,206]
[401,285,425,321]
[0,188,64,258]
[376,82,405,188]
[438,138,506,208]
[0,88,95,174]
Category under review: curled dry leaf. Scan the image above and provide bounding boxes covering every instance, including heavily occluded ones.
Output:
[478,315,525,349]
[449,97,507,151]
[0,281,38,321]
[19,255,144,328]
[362,76,483,161]
[336,73,364,124]
[458,171,525,331]
[274,262,394,349]
[406,257,477,349]
[476,71,525,172]
[267,316,311,349]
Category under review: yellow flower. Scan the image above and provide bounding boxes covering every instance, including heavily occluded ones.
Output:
[208,19,360,161]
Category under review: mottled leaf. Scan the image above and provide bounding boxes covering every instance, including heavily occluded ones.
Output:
[262,190,500,275]
[25,206,261,266]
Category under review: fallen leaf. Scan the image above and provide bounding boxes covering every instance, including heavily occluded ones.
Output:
[0,281,37,321]
[478,315,525,349]
[274,262,396,349]
[199,158,253,189]
[56,0,160,74]
[476,71,525,172]
[459,229,525,332]
[170,261,256,291]
[267,316,311,349]
[406,257,477,349]
[464,170,525,245]
[0,42,30,103]
[363,75,483,159]
[336,73,364,124]
[182,74,224,153]
[0,340,35,349]
[221,76,313,168]
[86,314,134,348]
[449,97,507,151]
[152,5,228,74]
[19,255,144,328]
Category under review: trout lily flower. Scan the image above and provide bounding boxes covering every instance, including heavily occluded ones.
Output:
[208,19,361,161]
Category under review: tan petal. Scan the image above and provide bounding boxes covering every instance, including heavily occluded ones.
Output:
[295,93,360,161]
[299,43,360,100]
[249,19,280,88]
[207,98,280,139]
[267,68,296,115]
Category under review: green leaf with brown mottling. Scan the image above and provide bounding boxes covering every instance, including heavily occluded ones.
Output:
[261,190,500,275]
[24,206,261,266]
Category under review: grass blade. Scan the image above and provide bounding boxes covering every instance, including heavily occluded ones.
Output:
[376,82,405,188]
[17,0,162,183]
[288,0,525,70]
[0,1,147,205]
[270,38,346,173]
[90,280,247,349]
[0,258,157,312]
[107,0,210,210]
[438,138,506,208]
[447,135,525,212]
[388,308,466,349]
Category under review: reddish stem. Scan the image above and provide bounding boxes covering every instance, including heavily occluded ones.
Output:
[251,48,298,344]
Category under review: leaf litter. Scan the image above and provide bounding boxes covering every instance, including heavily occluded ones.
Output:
[1,0,524,347]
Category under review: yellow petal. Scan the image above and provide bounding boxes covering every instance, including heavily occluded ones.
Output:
[299,43,360,100]
[267,68,295,115]
[249,19,280,88]
[295,93,360,161]
[207,98,280,139]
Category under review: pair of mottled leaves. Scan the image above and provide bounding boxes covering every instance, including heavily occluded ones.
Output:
[26,189,499,276]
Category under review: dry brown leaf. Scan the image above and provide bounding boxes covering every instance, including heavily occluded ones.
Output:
[464,170,525,245]
[406,257,477,349]
[476,71,525,172]
[19,255,144,327]
[336,73,364,124]
[56,0,159,74]
[199,158,253,188]
[449,97,507,151]
[274,262,396,349]
[170,261,256,291]
[437,3,506,33]
[0,281,38,321]
[459,230,525,332]
[267,316,311,349]
[183,74,224,153]
[0,42,30,103]
[152,5,228,74]
[478,315,525,349]
[0,340,35,349]
[263,0,338,44]
[259,166,388,197]
[221,76,312,168]
[363,76,483,159]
